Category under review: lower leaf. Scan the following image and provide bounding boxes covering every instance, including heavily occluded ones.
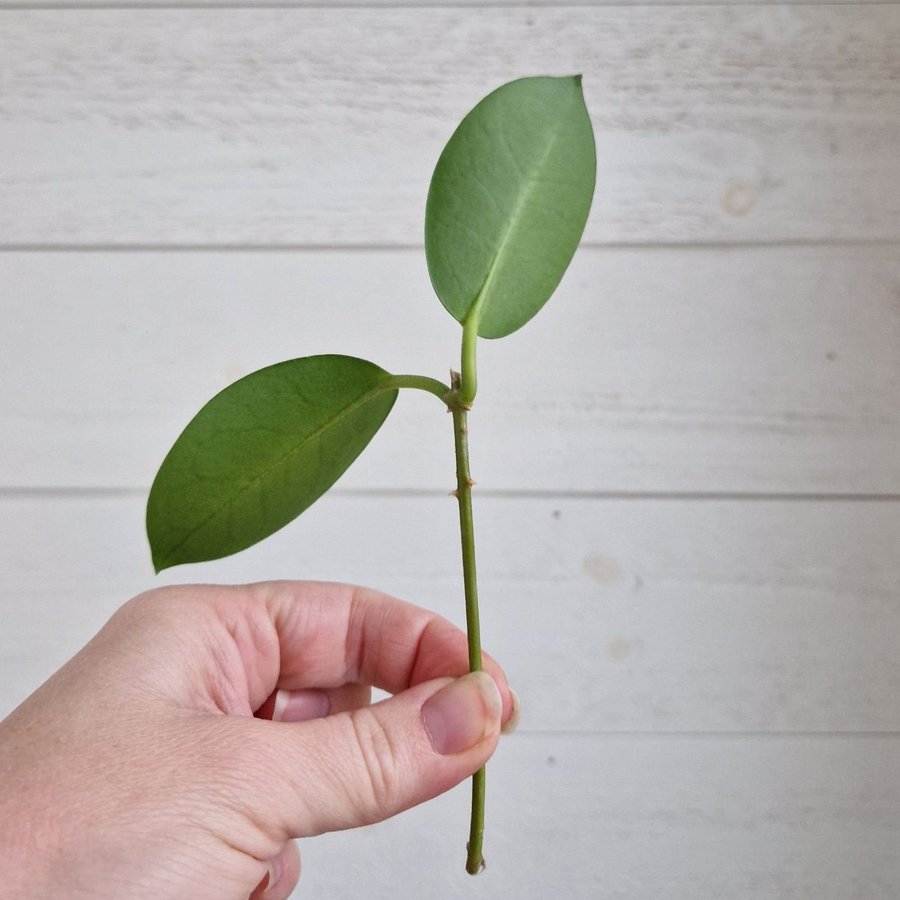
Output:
[147,354,397,571]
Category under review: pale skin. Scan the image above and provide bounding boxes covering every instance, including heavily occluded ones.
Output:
[0,581,516,899]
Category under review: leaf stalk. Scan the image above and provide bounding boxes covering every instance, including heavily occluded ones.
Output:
[387,374,453,405]
[458,315,479,406]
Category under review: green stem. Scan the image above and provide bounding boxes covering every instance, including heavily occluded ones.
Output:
[451,376,486,874]
[387,373,453,405]
[459,316,479,406]
[452,403,482,674]
[394,346,484,871]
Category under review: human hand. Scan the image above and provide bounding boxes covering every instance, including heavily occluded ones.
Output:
[0,581,516,898]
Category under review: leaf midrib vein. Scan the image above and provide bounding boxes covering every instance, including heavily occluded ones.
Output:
[466,97,574,331]
[161,378,392,564]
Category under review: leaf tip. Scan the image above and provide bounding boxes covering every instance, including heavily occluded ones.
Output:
[150,550,168,575]
[148,533,173,574]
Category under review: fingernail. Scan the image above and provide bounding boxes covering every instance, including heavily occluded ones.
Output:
[272,688,330,722]
[422,672,502,755]
[265,854,282,891]
[502,688,521,735]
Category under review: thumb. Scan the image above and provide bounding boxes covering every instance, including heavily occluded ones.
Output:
[254,671,503,838]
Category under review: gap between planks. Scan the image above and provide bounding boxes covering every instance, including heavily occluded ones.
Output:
[508,730,900,740]
[4,2,889,11]
[2,237,900,253]
[2,486,900,502]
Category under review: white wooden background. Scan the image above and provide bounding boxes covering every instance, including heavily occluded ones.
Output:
[1,3,899,898]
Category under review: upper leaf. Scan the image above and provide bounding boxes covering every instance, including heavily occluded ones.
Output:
[425,75,596,339]
[147,354,396,571]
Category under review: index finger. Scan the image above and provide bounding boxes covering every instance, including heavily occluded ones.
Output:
[256,580,512,719]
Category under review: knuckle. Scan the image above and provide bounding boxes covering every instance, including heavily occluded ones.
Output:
[347,709,404,820]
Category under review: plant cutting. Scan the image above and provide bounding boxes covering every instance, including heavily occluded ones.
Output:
[147,74,596,874]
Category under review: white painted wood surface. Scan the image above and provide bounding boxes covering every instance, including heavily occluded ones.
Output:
[2,246,898,494]
[1,2,898,897]
[3,0,879,7]
[3,493,900,734]
[2,6,899,246]
[299,733,900,900]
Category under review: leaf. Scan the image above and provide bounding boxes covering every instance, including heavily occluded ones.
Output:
[146,354,396,571]
[425,75,596,339]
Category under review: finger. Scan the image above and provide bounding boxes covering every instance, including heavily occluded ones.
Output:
[250,840,300,900]
[123,581,513,729]
[247,672,503,838]
[256,582,514,725]
[255,683,372,721]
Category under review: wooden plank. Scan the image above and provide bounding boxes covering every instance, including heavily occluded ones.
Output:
[1,247,897,494]
[2,0,876,9]
[2,1,876,8]
[1,6,899,245]
[3,493,899,732]
[303,734,900,899]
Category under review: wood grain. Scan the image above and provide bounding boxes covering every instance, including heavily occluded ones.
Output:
[301,733,900,899]
[2,1,877,8]
[2,6,898,245]
[2,247,897,493]
[1,6,898,896]
[3,493,898,732]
